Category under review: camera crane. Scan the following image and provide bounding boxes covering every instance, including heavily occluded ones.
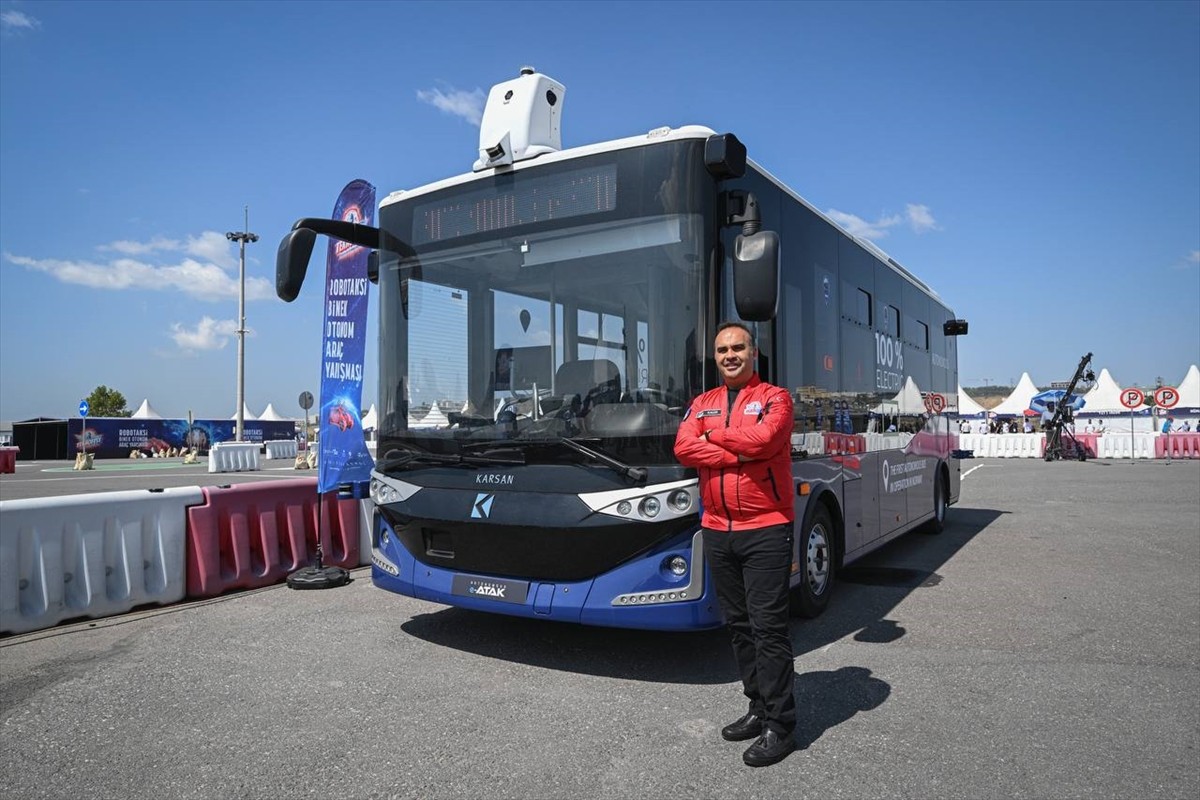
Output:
[1044,351,1095,461]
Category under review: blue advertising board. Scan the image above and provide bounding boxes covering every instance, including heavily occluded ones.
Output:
[67,418,295,458]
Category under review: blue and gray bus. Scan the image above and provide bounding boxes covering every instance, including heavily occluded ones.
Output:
[277,68,967,631]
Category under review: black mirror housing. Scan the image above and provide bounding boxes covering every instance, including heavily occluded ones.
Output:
[276,228,317,302]
[733,230,780,321]
[943,319,969,336]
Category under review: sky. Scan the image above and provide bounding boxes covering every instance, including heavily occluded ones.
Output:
[1,0,1197,422]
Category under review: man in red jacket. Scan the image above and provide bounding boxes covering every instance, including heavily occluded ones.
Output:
[674,321,796,767]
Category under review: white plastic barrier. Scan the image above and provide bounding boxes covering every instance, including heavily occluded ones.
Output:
[1098,433,1157,459]
[208,441,260,473]
[792,433,825,455]
[359,499,373,566]
[0,487,203,635]
[264,440,298,460]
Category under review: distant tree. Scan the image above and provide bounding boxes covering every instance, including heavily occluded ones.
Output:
[86,385,131,417]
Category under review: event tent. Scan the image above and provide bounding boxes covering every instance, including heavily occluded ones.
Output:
[411,404,449,429]
[361,404,377,431]
[957,385,988,418]
[989,373,1041,416]
[1175,364,1200,412]
[257,403,290,421]
[1078,368,1128,414]
[130,399,163,419]
[229,403,258,421]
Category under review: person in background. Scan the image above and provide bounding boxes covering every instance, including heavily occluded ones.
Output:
[674,321,797,768]
[1161,415,1174,435]
[1023,417,1033,434]
[1181,420,1192,432]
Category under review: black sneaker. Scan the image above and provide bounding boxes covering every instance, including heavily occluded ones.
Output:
[720,712,763,742]
[742,728,795,767]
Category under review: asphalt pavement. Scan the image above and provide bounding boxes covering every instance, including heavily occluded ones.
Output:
[1,457,1197,799]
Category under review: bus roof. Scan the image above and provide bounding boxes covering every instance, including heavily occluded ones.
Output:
[382,124,945,305]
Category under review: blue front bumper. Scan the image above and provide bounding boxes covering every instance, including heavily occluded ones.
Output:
[371,520,722,631]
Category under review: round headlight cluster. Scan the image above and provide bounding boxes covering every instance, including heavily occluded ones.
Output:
[616,500,633,516]
[639,496,661,518]
[371,478,399,504]
[667,489,692,512]
[668,555,688,576]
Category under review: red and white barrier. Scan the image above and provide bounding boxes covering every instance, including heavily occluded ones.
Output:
[185,478,361,599]
[0,487,202,635]
[1156,433,1200,459]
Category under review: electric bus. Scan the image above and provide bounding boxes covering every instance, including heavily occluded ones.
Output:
[276,68,967,631]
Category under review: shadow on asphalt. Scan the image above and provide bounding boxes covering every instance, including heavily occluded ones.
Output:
[399,506,1006,685]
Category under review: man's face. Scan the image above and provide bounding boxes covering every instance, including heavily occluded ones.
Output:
[714,327,756,388]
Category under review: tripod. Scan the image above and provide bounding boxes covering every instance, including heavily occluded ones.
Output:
[1044,352,1094,462]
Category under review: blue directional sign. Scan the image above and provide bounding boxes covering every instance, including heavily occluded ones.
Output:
[79,399,89,417]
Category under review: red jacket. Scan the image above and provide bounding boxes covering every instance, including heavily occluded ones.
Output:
[674,374,795,531]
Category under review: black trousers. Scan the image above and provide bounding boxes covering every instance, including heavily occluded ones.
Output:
[703,523,796,736]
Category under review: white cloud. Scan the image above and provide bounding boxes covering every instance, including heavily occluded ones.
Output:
[826,203,941,240]
[417,86,486,126]
[1175,250,1200,271]
[825,209,901,241]
[1,10,40,32]
[169,317,242,352]
[906,203,940,233]
[98,230,235,269]
[4,251,274,301]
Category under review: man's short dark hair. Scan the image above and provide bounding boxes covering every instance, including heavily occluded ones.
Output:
[716,321,756,347]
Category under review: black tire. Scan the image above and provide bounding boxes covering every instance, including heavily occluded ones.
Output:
[791,505,836,619]
[922,470,948,534]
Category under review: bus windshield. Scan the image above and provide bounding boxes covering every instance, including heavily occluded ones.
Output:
[375,185,708,466]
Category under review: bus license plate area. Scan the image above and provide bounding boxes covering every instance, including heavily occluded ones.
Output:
[451,574,530,604]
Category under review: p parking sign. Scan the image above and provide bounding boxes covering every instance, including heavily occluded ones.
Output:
[1154,386,1179,409]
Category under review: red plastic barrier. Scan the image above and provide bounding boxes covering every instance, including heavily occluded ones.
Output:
[823,432,866,455]
[0,446,17,474]
[1040,433,1098,459]
[185,478,361,598]
[1160,433,1200,459]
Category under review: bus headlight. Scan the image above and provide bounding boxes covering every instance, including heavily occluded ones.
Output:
[667,555,688,576]
[371,478,399,504]
[581,480,698,521]
[667,489,692,512]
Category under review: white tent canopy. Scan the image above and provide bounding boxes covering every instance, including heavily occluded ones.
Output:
[957,385,988,418]
[257,403,290,421]
[230,403,258,421]
[411,403,449,429]
[130,399,163,419]
[990,373,1041,416]
[361,404,377,431]
[1079,368,1127,414]
[1175,364,1200,411]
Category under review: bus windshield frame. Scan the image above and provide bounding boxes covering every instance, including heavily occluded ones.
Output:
[374,139,715,467]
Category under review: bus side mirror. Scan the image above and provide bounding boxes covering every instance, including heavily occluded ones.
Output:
[276,227,317,302]
[943,319,969,336]
[367,250,379,284]
[733,230,779,321]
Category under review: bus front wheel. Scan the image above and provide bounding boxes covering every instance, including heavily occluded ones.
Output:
[922,471,948,535]
[792,505,836,619]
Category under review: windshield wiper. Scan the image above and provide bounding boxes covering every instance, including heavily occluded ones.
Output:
[376,442,523,472]
[463,437,647,482]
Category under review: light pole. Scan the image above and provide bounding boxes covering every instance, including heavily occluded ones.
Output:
[227,208,258,442]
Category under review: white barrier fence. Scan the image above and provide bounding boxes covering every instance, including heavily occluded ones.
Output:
[0,487,202,635]
[208,441,261,473]
[1097,432,1158,459]
[264,440,298,459]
